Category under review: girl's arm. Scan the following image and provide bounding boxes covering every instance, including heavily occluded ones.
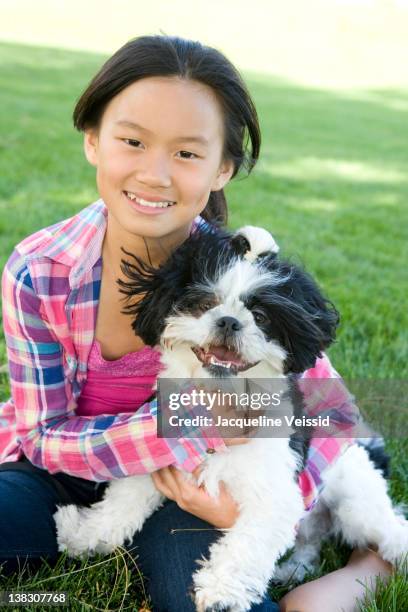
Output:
[1,251,225,481]
[297,353,364,510]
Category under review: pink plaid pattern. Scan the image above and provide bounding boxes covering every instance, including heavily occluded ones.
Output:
[1,199,358,504]
[0,200,224,481]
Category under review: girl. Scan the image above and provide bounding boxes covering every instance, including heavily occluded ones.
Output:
[0,35,392,611]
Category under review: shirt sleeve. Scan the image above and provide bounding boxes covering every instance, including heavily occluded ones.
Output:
[1,251,226,481]
[296,353,358,510]
[299,353,362,434]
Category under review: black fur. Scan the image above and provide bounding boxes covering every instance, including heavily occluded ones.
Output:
[118,226,236,345]
[118,227,338,374]
[244,256,339,373]
[287,374,313,474]
[230,233,251,257]
[358,438,390,478]
[117,227,339,469]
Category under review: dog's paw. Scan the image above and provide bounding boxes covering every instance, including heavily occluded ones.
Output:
[193,596,230,612]
[379,517,408,565]
[54,505,90,557]
[193,564,258,612]
[54,504,120,558]
[194,588,240,612]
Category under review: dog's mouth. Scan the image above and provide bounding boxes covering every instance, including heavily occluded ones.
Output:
[192,344,259,374]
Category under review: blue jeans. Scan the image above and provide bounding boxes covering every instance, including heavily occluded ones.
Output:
[0,460,279,611]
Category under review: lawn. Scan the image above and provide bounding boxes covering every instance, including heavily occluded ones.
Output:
[0,41,407,610]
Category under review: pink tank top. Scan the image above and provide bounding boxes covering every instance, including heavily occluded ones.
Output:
[76,340,163,416]
[76,345,354,515]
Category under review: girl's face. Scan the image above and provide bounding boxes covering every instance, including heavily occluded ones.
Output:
[84,76,234,244]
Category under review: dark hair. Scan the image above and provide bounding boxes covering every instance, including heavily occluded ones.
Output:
[73,35,261,226]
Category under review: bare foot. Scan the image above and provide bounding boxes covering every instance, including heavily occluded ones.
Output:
[279,548,393,612]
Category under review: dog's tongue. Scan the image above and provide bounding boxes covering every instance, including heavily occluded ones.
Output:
[209,345,242,364]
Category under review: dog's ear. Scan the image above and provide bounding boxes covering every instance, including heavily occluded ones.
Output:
[117,248,180,346]
[231,226,279,262]
[230,233,251,257]
[259,259,339,373]
[117,227,230,346]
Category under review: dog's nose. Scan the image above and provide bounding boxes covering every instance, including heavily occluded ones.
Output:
[216,316,243,334]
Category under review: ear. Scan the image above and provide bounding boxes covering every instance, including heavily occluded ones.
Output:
[117,228,235,346]
[83,129,99,167]
[230,233,251,258]
[118,231,213,346]
[231,226,280,262]
[261,259,339,373]
[210,158,235,191]
[118,251,185,347]
[131,280,180,347]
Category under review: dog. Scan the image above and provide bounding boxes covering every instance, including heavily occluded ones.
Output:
[54,225,407,612]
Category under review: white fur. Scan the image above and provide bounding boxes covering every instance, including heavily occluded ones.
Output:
[54,226,408,611]
[55,475,163,557]
[236,225,280,261]
[163,258,289,375]
[275,444,408,585]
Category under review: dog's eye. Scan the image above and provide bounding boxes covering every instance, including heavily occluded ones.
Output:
[253,311,267,325]
[199,302,214,312]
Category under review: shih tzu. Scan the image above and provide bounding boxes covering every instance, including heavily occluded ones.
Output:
[54,225,407,612]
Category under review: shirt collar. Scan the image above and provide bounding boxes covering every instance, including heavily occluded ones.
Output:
[37,198,209,288]
[38,199,107,288]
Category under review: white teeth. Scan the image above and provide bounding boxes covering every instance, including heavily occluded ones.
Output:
[210,356,231,368]
[125,192,175,208]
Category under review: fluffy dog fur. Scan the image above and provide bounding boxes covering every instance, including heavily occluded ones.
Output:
[54,225,407,612]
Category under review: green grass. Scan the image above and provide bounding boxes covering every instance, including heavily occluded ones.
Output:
[356,558,408,612]
[0,548,152,611]
[0,41,407,610]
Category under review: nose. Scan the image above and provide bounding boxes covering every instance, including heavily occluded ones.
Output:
[135,151,171,188]
[216,316,243,334]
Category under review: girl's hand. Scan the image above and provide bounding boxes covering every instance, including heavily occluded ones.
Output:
[194,382,258,443]
[223,437,251,447]
[151,466,239,529]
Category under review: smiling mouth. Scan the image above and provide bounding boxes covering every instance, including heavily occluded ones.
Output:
[124,191,176,208]
[192,345,259,374]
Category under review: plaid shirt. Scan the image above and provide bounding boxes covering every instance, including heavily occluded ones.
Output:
[0,199,356,502]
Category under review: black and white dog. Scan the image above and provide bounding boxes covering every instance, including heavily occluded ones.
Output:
[55,225,407,612]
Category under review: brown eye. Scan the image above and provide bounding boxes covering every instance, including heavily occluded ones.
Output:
[200,302,214,312]
[253,311,267,325]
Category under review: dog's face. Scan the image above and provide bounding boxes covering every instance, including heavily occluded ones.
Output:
[118,227,339,375]
[162,259,289,376]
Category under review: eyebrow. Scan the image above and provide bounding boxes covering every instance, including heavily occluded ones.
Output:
[115,120,210,146]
